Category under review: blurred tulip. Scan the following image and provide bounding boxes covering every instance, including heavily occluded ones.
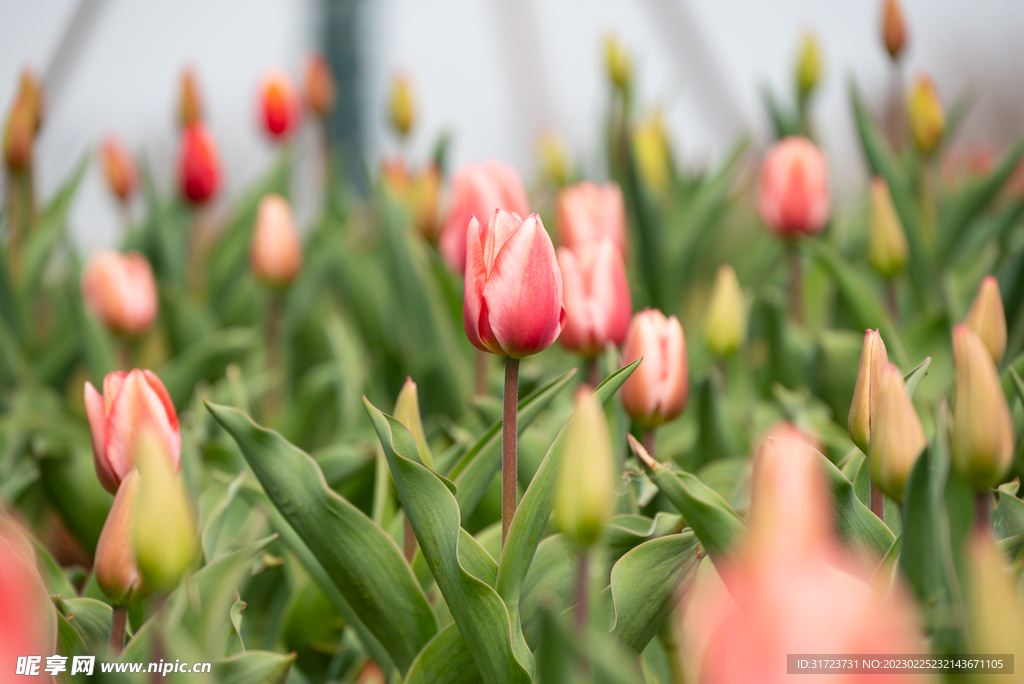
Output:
[555,387,614,548]
[848,329,889,454]
[557,238,632,357]
[620,309,689,428]
[84,369,181,493]
[82,250,158,336]
[463,210,565,359]
[796,32,822,98]
[3,96,34,172]
[0,521,57,680]
[951,324,1014,490]
[439,160,529,273]
[304,52,336,119]
[251,194,303,287]
[882,0,908,60]
[94,469,143,606]
[388,73,415,138]
[539,133,570,186]
[101,137,136,204]
[704,264,746,357]
[604,35,632,94]
[759,136,830,238]
[411,165,441,241]
[967,529,1024,661]
[868,176,908,278]
[908,75,944,156]
[557,181,628,259]
[178,67,203,128]
[965,275,1006,364]
[869,363,926,502]
[356,662,386,684]
[16,68,43,133]
[178,123,221,205]
[260,69,301,140]
[632,112,671,196]
[394,376,434,469]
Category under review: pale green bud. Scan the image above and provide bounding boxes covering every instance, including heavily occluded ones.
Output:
[869,363,926,502]
[555,388,615,548]
[704,264,746,357]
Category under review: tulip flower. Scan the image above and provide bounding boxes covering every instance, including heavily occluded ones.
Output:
[381,159,441,241]
[3,97,34,172]
[632,112,671,196]
[908,75,944,156]
[539,133,570,187]
[304,52,335,119]
[556,181,629,259]
[388,74,415,138]
[796,33,822,99]
[0,522,57,678]
[557,238,632,358]
[439,160,529,273]
[604,35,632,94]
[82,250,159,336]
[556,388,615,549]
[848,329,889,455]
[260,69,301,140]
[967,530,1024,661]
[758,136,830,239]
[704,264,746,357]
[95,469,143,607]
[100,137,136,204]
[84,369,181,493]
[178,67,203,128]
[882,0,908,60]
[16,68,43,133]
[965,275,1006,364]
[620,309,689,429]
[951,324,1014,490]
[868,177,908,278]
[869,363,926,502]
[251,194,303,287]
[178,123,221,205]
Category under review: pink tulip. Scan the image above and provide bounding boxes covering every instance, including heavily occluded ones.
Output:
[620,309,688,427]
[250,194,303,286]
[179,123,221,205]
[464,210,565,359]
[439,161,529,273]
[557,181,629,258]
[82,250,158,336]
[557,238,632,357]
[0,521,56,681]
[84,369,181,493]
[758,136,830,238]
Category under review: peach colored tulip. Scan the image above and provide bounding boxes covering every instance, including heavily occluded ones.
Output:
[848,329,889,454]
[3,96,33,172]
[101,137,136,204]
[94,468,143,606]
[260,69,301,140]
[557,238,632,357]
[178,123,221,205]
[557,181,628,258]
[16,68,44,133]
[463,210,565,359]
[869,363,926,502]
[82,250,158,336]
[0,520,56,681]
[882,0,908,60]
[178,67,203,128]
[439,161,529,273]
[304,52,335,119]
[620,309,688,427]
[965,275,1006,364]
[758,136,830,238]
[251,194,303,287]
[84,369,181,493]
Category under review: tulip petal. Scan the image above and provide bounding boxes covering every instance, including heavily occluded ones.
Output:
[556,247,592,353]
[142,369,182,468]
[102,370,127,414]
[463,216,489,353]
[621,312,663,419]
[658,316,689,419]
[85,381,117,493]
[587,239,632,348]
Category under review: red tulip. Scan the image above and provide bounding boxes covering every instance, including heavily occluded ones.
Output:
[250,194,303,286]
[464,210,565,358]
[758,136,830,238]
[439,161,529,273]
[101,137,136,204]
[304,53,335,119]
[557,181,629,258]
[260,69,300,140]
[84,369,181,493]
[557,238,632,357]
[82,250,158,336]
[0,520,56,680]
[620,309,688,427]
[178,123,221,205]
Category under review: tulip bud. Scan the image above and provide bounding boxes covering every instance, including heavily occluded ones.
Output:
[94,469,143,606]
[759,136,831,238]
[100,137,137,204]
[3,96,34,172]
[967,530,1024,661]
[260,69,301,140]
[555,388,615,548]
[463,210,565,358]
[868,176,908,278]
[604,35,632,94]
[388,74,415,138]
[557,181,628,259]
[178,123,221,205]
[82,250,159,336]
[539,133,570,187]
[869,364,926,502]
[632,112,671,196]
[412,164,441,241]
[952,324,1014,490]
[17,68,44,133]
[965,276,1006,364]
[557,238,632,358]
[620,309,689,428]
[881,0,908,61]
[84,369,181,493]
[250,194,303,287]
[394,377,434,469]
[304,52,336,119]
[178,68,203,128]
[908,75,944,156]
[704,264,746,357]
[848,329,889,454]
[134,428,197,592]
[796,33,822,98]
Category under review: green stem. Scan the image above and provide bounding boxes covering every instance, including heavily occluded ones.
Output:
[585,357,600,388]
[574,549,589,635]
[658,607,686,684]
[976,490,991,534]
[643,429,656,461]
[870,481,884,521]
[109,605,128,656]
[262,292,283,421]
[787,242,803,324]
[501,357,520,546]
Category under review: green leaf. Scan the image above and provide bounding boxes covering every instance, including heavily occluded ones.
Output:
[821,451,894,560]
[405,624,483,684]
[21,154,88,297]
[214,651,295,684]
[994,489,1024,541]
[157,328,260,408]
[225,598,246,657]
[903,356,932,399]
[519,534,576,649]
[31,535,78,597]
[55,613,92,684]
[54,597,112,656]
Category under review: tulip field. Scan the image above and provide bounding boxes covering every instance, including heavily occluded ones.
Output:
[5,2,1024,683]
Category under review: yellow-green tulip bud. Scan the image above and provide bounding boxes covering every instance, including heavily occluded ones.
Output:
[869,363,926,502]
[967,530,1024,660]
[555,388,615,548]
[94,469,144,606]
[604,36,632,95]
[965,275,1006,364]
[796,33,822,98]
[848,329,889,454]
[394,376,433,469]
[951,324,1014,490]
[539,133,570,187]
[704,264,746,357]
[908,76,944,156]
[868,177,908,278]
[388,74,415,138]
[632,113,670,196]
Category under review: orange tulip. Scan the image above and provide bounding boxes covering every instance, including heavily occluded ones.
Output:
[250,194,303,287]
[304,52,335,119]
[882,0,908,60]
[259,69,301,140]
[178,67,203,128]
[82,250,158,336]
[101,137,137,204]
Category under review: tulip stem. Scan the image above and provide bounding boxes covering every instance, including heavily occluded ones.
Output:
[109,605,128,656]
[787,242,803,324]
[574,549,589,635]
[501,357,520,546]
[975,491,991,533]
[585,357,600,388]
[870,481,884,521]
[115,340,132,372]
[658,605,686,684]
[263,291,283,421]
[642,429,656,461]
[885,280,899,324]
[475,349,489,396]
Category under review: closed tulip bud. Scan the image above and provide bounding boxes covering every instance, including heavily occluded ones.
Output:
[178,68,203,128]
[952,324,1014,490]
[704,264,746,357]
[868,176,908,278]
[250,194,303,287]
[869,364,926,502]
[908,75,944,156]
[304,52,335,119]
[17,68,44,133]
[759,136,831,238]
[412,165,441,241]
[620,309,688,428]
[3,97,34,172]
[178,123,221,205]
[632,113,671,196]
[100,137,136,204]
[965,276,1006,364]
[881,0,908,61]
[556,388,615,548]
[967,530,1024,661]
[539,133,570,187]
[796,33,822,97]
[439,160,529,273]
[82,250,158,336]
[388,74,415,138]
[557,181,629,259]
[604,36,632,94]
[84,369,181,493]
[394,377,434,469]
[260,70,301,140]
[94,469,143,606]
[557,238,632,357]
[464,210,565,358]
[848,329,889,454]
